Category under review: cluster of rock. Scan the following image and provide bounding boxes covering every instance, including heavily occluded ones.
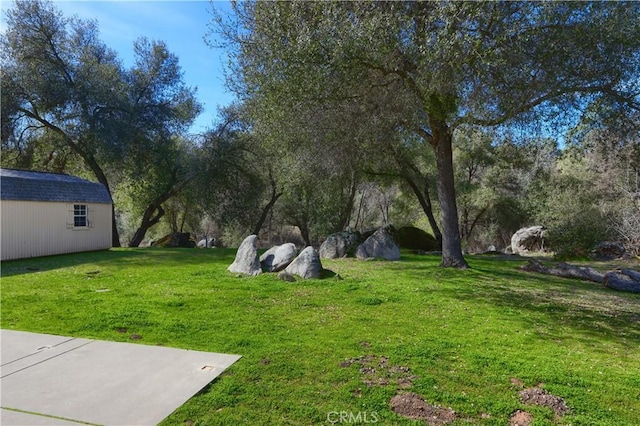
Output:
[227,235,323,280]
[319,225,438,261]
[319,227,398,260]
[228,226,423,279]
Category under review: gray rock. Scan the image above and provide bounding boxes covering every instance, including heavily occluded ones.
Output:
[319,231,361,259]
[277,271,296,282]
[355,227,401,260]
[197,237,215,248]
[285,246,323,279]
[590,241,626,260]
[260,243,297,272]
[511,226,547,255]
[227,235,262,276]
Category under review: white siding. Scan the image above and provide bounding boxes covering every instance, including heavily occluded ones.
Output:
[1,200,112,261]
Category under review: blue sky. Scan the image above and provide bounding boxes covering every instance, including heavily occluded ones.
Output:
[1,0,235,134]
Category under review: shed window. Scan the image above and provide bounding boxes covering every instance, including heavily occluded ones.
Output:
[74,204,88,227]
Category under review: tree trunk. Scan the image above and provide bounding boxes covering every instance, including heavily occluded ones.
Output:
[338,171,359,231]
[82,154,121,247]
[432,123,468,268]
[129,203,165,247]
[291,214,312,247]
[110,205,120,247]
[179,207,187,233]
[354,187,367,230]
[403,175,443,249]
[252,191,282,236]
[299,224,311,247]
[252,170,283,236]
[128,172,195,247]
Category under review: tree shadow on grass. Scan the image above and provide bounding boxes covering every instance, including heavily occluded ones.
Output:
[437,260,640,346]
[0,247,238,277]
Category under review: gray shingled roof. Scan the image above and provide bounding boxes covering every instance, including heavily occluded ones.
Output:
[0,169,112,203]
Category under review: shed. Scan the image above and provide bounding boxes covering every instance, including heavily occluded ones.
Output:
[1,169,112,261]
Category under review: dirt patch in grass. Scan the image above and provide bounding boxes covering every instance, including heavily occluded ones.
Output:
[519,386,570,416]
[390,392,456,425]
[339,354,417,388]
[509,409,533,426]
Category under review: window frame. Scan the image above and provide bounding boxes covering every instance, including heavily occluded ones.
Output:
[73,204,88,228]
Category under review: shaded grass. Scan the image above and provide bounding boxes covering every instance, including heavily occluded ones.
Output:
[1,249,639,425]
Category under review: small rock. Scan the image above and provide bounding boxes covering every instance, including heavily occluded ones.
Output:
[277,271,296,282]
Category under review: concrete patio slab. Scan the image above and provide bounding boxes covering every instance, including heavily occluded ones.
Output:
[1,330,241,425]
[0,408,84,425]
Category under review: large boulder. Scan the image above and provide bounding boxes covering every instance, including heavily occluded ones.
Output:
[355,226,401,260]
[227,235,262,276]
[260,243,297,272]
[284,246,323,279]
[590,241,626,260]
[152,232,196,248]
[511,226,547,255]
[394,226,440,251]
[319,231,362,259]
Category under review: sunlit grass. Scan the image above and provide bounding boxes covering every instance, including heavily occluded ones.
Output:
[2,248,639,425]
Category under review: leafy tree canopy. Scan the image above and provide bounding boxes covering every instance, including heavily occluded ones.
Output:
[211,0,640,267]
[1,0,202,246]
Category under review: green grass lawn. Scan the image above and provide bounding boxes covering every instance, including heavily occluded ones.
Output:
[2,248,639,425]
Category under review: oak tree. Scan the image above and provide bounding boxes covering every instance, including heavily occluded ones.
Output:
[211,0,640,267]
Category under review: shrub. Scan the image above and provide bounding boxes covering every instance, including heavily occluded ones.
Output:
[547,209,610,260]
[613,203,640,257]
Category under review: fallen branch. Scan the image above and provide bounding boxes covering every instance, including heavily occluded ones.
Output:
[520,260,640,293]
[604,270,640,293]
[621,269,640,281]
[520,260,604,283]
